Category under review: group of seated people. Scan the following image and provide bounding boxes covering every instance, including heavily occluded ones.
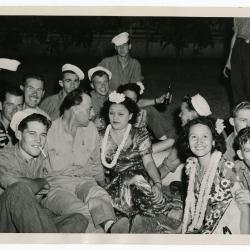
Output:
[0,31,250,234]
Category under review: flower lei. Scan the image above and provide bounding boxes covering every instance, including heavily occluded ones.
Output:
[109,91,125,103]
[136,81,145,95]
[101,123,132,169]
[182,150,222,233]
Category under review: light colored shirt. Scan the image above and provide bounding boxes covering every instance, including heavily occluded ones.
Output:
[46,118,104,182]
[40,90,64,121]
[98,55,143,91]
[0,144,50,192]
[234,160,250,191]
[234,18,250,40]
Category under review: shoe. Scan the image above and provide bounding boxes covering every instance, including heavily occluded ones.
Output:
[109,217,130,233]
[130,215,144,233]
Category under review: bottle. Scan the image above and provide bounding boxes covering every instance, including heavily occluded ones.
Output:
[164,83,172,105]
[0,122,9,148]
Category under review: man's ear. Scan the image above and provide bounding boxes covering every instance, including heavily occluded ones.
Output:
[129,113,133,121]
[59,80,63,88]
[20,85,24,91]
[90,82,94,89]
[128,44,132,50]
[237,149,244,160]
[15,130,22,141]
[229,117,235,127]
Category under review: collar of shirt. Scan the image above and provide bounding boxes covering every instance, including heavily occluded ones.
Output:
[116,55,131,68]
[90,90,109,100]
[14,143,45,165]
[58,89,65,101]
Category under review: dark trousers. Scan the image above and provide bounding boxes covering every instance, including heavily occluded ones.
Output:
[231,38,250,105]
[0,182,88,233]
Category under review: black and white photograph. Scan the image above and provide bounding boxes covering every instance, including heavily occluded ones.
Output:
[0,6,250,244]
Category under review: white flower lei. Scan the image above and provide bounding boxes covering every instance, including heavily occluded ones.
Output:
[182,150,222,233]
[136,81,145,95]
[101,123,132,169]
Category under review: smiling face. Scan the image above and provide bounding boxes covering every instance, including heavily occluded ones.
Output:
[17,121,48,160]
[22,78,45,108]
[60,72,80,95]
[109,103,132,130]
[2,93,23,122]
[188,123,214,158]
[179,102,198,126]
[91,74,109,96]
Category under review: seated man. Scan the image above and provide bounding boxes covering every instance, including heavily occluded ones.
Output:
[224,101,250,162]
[42,88,130,233]
[0,109,88,232]
[0,86,23,148]
[88,66,112,130]
[40,63,84,121]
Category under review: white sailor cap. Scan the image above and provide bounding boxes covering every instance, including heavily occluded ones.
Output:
[0,58,20,71]
[10,108,51,133]
[88,66,112,81]
[62,63,85,80]
[111,32,129,46]
[191,94,212,116]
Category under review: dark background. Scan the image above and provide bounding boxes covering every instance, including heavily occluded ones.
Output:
[0,16,234,136]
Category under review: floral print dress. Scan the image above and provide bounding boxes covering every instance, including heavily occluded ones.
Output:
[193,159,237,233]
[101,127,172,218]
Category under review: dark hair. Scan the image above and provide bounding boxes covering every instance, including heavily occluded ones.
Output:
[117,83,141,102]
[182,95,196,112]
[91,70,109,82]
[18,113,51,132]
[234,127,250,151]
[1,86,23,103]
[232,101,250,118]
[177,116,226,161]
[61,70,79,81]
[21,73,45,88]
[101,95,139,125]
[60,88,88,115]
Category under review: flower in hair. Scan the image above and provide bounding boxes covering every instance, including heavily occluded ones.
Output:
[215,118,225,135]
[109,91,125,104]
[136,81,145,95]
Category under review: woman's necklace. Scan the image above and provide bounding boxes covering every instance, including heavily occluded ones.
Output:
[182,151,222,233]
[101,124,132,169]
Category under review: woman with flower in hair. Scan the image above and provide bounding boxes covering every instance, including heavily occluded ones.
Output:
[117,83,175,154]
[179,116,249,234]
[100,91,173,231]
